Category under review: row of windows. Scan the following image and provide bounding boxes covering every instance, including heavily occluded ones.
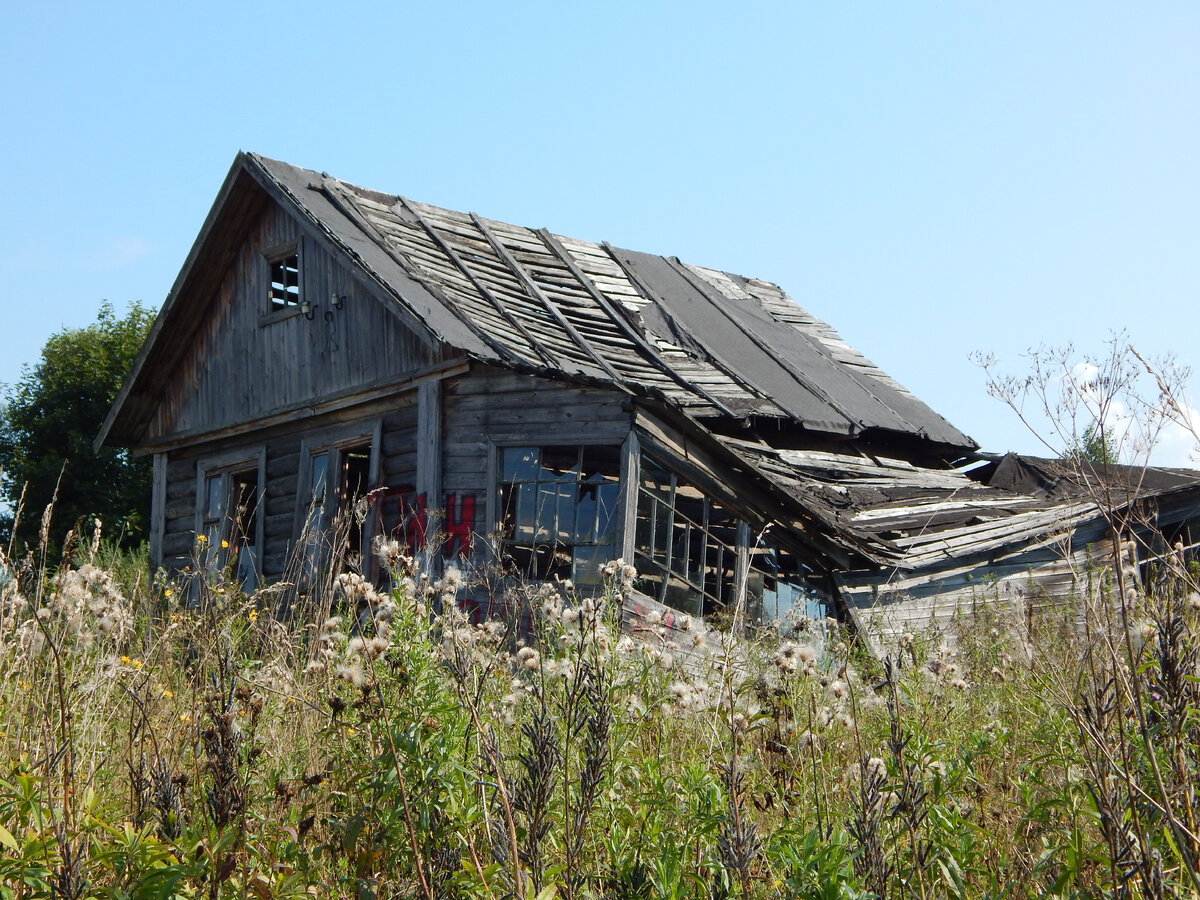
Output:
[495,445,830,627]
[196,436,373,590]
[195,439,830,628]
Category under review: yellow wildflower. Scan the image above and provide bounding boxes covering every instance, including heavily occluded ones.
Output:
[162,689,173,699]
[195,534,207,544]
[221,539,229,549]
[180,713,192,723]
[120,655,131,665]
[248,609,259,623]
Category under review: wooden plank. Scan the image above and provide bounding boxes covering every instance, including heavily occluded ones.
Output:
[417,380,442,512]
[472,212,628,386]
[135,361,465,455]
[397,196,564,370]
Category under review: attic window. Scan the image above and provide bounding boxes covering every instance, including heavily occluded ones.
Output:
[268,250,300,309]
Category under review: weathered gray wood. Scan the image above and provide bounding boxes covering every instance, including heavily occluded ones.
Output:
[143,202,436,446]
[399,197,562,370]
[618,431,640,562]
[150,453,166,567]
[417,380,442,508]
[139,358,466,455]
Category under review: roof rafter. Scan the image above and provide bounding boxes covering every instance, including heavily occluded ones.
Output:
[536,229,744,419]
[470,213,628,387]
[316,179,527,367]
[396,197,563,371]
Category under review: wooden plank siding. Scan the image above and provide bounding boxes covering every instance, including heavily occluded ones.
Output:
[148,202,435,442]
[156,395,422,576]
[838,522,1123,654]
[441,365,634,565]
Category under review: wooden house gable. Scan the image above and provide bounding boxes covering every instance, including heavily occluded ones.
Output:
[144,200,440,445]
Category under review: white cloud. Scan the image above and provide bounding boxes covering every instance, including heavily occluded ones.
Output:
[1060,360,1199,469]
[1151,405,1200,469]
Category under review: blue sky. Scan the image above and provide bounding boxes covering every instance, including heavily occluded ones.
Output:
[2,2,1198,465]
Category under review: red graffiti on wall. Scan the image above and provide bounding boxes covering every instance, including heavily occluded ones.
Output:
[445,493,475,558]
[377,486,475,558]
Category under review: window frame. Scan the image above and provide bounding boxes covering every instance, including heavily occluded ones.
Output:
[492,442,624,589]
[260,239,304,325]
[294,421,382,578]
[194,448,266,590]
[632,447,833,629]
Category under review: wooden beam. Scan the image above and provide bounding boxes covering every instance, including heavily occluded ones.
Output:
[150,453,167,568]
[397,197,563,370]
[471,213,628,386]
[417,379,443,514]
[133,360,469,455]
[538,230,744,419]
[618,430,641,562]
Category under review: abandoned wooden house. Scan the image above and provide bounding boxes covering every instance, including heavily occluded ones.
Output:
[99,152,1200,644]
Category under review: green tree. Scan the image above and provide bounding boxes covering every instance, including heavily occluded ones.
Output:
[1070,422,1119,466]
[0,301,155,554]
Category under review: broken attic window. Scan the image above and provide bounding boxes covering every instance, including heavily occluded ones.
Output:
[634,456,739,620]
[268,251,300,309]
[499,445,620,587]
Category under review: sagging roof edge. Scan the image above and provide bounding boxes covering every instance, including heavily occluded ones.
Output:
[630,400,905,571]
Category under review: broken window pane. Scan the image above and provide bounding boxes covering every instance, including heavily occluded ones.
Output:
[634,458,738,619]
[499,445,620,588]
[746,542,831,634]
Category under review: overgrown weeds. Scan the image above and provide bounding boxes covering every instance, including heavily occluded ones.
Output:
[2,524,1200,899]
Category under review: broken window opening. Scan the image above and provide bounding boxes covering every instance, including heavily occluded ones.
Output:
[1137,517,1200,593]
[198,462,262,592]
[634,456,739,620]
[498,445,621,588]
[300,440,375,580]
[635,454,833,630]
[745,539,832,635]
[268,250,300,310]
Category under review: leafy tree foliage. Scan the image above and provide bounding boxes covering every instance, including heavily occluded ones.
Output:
[0,301,155,552]
[1071,422,1119,466]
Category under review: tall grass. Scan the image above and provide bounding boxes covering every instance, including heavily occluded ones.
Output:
[1,528,1198,899]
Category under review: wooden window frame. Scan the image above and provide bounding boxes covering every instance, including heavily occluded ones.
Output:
[194,448,266,590]
[293,420,383,577]
[491,440,624,589]
[260,239,304,324]
[631,448,833,629]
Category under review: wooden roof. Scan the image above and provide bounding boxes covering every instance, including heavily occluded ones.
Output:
[102,152,978,452]
[104,153,1200,580]
[248,154,974,448]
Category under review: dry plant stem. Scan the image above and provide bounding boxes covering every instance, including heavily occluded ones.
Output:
[458,681,525,899]
[371,677,433,900]
[884,658,928,900]
[6,483,28,559]
[463,832,497,900]
[804,696,826,838]
[1109,540,1200,893]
